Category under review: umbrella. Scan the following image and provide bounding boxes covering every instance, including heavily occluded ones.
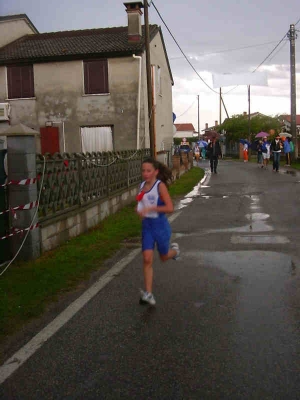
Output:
[198,140,208,148]
[239,139,251,145]
[255,131,269,138]
[279,132,292,138]
[204,130,220,139]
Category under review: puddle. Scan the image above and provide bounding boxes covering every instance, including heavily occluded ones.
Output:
[231,235,290,244]
[208,219,273,233]
[245,213,269,221]
[173,232,192,239]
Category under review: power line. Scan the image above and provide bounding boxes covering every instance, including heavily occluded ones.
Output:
[151,1,219,95]
[175,98,197,119]
[151,1,299,117]
[169,40,280,60]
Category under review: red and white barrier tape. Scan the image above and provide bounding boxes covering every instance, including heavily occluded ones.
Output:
[0,200,38,216]
[0,223,39,241]
[0,178,38,187]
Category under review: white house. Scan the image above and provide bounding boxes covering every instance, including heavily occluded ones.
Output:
[0,4,174,154]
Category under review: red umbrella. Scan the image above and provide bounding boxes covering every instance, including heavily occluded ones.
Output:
[203,130,220,139]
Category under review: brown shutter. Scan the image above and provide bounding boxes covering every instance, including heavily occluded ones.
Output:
[7,65,34,99]
[84,60,108,94]
[7,66,21,99]
[21,65,34,98]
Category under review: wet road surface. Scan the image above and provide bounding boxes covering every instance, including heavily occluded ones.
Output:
[1,160,300,399]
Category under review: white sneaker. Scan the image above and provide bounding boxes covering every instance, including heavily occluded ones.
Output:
[139,289,156,305]
[171,242,180,260]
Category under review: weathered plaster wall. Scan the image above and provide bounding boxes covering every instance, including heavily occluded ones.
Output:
[1,57,143,153]
[0,19,36,48]
[0,30,173,154]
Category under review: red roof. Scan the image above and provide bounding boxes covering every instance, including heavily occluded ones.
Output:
[174,123,195,132]
[280,115,300,125]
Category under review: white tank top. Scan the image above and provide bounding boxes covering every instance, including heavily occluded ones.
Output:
[137,180,165,218]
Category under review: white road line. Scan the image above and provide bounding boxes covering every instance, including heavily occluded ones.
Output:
[0,248,140,385]
[0,172,207,385]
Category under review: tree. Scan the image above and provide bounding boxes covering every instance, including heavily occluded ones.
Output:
[219,113,282,142]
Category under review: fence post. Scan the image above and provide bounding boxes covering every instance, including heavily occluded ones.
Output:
[3,124,40,261]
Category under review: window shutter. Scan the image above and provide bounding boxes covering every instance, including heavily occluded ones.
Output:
[8,66,21,99]
[7,65,34,99]
[21,65,34,98]
[84,60,108,94]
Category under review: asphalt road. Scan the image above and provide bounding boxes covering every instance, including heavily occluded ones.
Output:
[1,159,300,399]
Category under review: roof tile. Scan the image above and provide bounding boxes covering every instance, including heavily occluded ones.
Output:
[0,25,159,64]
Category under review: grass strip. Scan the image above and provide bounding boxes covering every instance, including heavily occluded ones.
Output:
[0,167,204,343]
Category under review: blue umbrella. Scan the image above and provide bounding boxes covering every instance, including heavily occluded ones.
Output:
[198,140,208,148]
[239,139,251,145]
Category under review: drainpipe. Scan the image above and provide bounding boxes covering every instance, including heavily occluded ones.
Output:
[133,54,141,149]
[151,64,156,157]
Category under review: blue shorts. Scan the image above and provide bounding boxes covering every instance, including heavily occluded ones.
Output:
[142,215,171,255]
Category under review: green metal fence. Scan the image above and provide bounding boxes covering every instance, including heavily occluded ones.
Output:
[36,149,151,220]
[0,149,9,263]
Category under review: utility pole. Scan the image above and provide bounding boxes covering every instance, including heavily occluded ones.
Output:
[219,88,222,127]
[197,95,200,139]
[144,0,155,158]
[288,24,298,159]
[248,85,251,139]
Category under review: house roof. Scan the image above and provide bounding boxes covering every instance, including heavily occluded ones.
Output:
[0,14,39,34]
[0,22,174,84]
[174,123,195,132]
[279,115,300,125]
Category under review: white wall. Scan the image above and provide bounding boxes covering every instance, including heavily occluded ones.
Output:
[0,18,37,48]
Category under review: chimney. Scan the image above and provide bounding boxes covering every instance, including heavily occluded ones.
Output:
[124,2,144,43]
[215,120,218,127]
[205,123,208,129]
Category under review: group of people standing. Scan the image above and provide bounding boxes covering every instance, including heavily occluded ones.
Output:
[244,134,294,172]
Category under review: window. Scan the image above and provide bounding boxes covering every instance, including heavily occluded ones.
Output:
[7,65,35,99]
[81,126,113,152]
[84,60,109,95]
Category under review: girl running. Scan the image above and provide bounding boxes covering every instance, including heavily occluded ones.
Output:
[136,158,180,306]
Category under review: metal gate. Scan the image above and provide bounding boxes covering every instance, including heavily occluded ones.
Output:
[0,149,10,263]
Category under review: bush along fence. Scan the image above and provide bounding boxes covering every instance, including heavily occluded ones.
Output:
[1,136,193,263]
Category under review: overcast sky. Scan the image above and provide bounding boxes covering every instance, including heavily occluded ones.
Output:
[1,0,299,131]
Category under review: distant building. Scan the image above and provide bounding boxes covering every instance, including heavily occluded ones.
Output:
[173,123,196,139]
[279,115,300,134]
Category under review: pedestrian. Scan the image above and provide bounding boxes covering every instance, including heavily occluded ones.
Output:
[289,137,295,155]
[257,140,263,167]
[261,137,271,169]
[201,146,206,160]
[243,141,249,162]
[283,137,291,166]
[136,158,180,306]
[194,144,201,163]
[207,135,222,173]
[270,134,283,172]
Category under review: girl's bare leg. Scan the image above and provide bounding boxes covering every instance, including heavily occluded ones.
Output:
[160,248,177,262]
[143,250,154,293]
